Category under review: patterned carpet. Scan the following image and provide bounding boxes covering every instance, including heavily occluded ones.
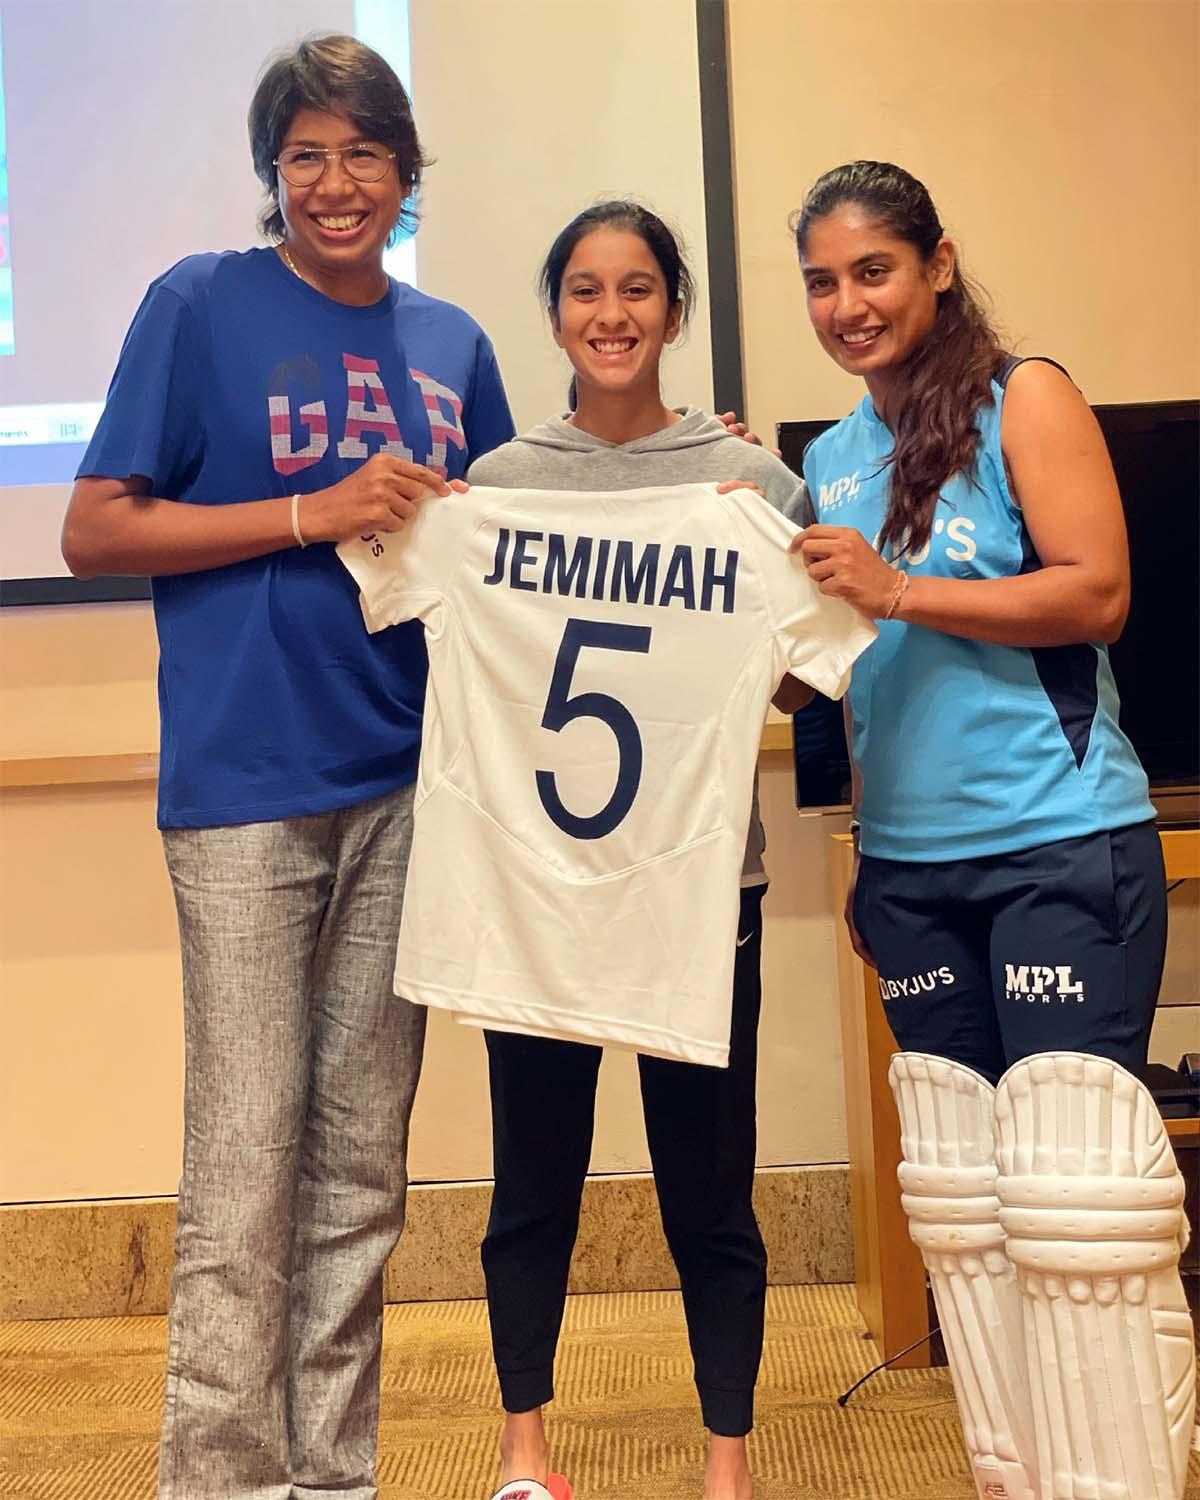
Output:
[2,1283,1198,1500]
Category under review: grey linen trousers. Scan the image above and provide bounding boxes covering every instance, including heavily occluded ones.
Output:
[157,786,425,1500]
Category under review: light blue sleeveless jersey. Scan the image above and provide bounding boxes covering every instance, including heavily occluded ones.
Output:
[804,382,1154,861]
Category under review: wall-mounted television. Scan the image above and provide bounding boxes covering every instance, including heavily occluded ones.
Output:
[778,397,1200,804]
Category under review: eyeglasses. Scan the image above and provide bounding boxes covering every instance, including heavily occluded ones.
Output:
[273,143,396,188]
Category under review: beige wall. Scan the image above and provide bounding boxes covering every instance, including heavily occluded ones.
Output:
[409,0,715,431]
[728,0,1200,442]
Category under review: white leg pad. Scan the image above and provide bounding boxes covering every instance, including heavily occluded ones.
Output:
[890,1051,1038,1500]
[995,1051,1197,1500]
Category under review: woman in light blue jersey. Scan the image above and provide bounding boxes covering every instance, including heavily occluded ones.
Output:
[790,159,1163,1077]
[788,163,1193,1500]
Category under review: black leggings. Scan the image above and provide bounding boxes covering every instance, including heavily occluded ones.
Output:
[481,884,768,1437]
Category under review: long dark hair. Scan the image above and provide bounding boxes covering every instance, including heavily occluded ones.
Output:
[249,33,429,246]
[539,201,696,410]
[793,161,1006,556]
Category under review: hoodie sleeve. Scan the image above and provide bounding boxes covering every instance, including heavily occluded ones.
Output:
[728,443,814,526]
[782,478,816,528]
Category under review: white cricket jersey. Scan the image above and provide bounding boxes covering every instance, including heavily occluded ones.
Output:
[338,483,875,1067]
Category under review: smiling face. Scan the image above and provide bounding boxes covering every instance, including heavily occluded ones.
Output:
[800,203,954,398]
[550,227,682,403]
[276,107,405,281]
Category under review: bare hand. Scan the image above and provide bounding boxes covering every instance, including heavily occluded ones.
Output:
[790,524,898,618]
[715,480,766,499]
[717,410,782,457]
[300,453,453,544]
[845,852,876,966]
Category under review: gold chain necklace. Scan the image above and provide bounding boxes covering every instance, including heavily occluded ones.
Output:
[280,242,305,283]
[279,240,388,302]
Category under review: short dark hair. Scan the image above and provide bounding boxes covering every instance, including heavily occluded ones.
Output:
[248,33,428,244]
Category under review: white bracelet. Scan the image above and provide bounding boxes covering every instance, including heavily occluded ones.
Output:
[290,492,307,548]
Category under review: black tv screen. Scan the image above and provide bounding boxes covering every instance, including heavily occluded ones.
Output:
[778,398,1200,803]
[1099,401,1199,787]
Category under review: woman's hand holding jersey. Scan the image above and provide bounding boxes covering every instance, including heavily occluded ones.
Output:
[714,479,766,499]
[297,452,455,543]
[790,524,900,618]
[717,410,782,458]
[63,453,456,580]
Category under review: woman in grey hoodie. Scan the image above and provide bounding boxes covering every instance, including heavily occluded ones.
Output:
[470,202,812,1500]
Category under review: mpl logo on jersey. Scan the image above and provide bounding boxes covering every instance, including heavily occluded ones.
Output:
[817,472,861,513]
[1004,964,1086,1004]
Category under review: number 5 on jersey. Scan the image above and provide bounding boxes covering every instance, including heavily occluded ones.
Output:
[536,617,652,840]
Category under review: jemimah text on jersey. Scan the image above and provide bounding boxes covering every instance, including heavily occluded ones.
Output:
[483,528,740,614]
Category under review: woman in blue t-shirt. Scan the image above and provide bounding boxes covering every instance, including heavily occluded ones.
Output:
[61,34,514,1500]
[788,162,1193,1500]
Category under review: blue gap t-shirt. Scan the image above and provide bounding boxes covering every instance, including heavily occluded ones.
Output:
[80,248,516,828]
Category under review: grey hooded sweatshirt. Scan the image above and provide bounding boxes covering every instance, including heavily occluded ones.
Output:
[467,407,813,885]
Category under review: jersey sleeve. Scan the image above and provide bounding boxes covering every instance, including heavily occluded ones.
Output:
[736,491,876,700]
[336,489,485,635]
[76,281,204,496]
